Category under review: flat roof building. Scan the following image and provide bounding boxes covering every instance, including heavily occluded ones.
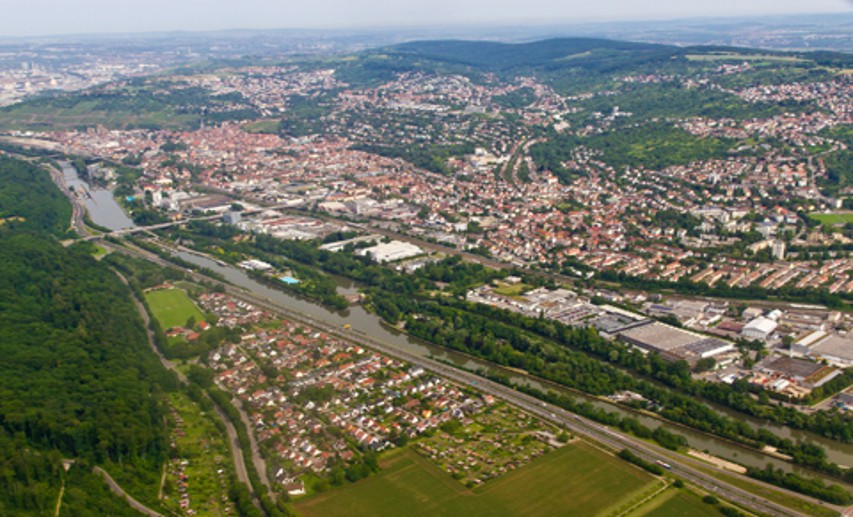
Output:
[357,241,423,263]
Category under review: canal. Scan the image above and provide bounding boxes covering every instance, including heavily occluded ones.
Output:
[176,249,853,484]
[60,161,135,231]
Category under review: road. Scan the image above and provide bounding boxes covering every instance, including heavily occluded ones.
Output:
[111,267,262,511]
[93,467,164,517]
[47,164,88,236]
[107,239,843,517]
[50,163,270,512]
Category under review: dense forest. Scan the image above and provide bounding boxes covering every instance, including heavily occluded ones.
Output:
[0,156,175,514]
[0,155,72,237]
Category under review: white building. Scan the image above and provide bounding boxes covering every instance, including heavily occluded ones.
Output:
[742,317,778,340]
[357,241,423,263]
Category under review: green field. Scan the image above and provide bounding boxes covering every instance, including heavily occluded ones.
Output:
[145,288,206,329]
[295,442,655,517]
[242,119,281,134]
[808,212,853,226]
[686,52,806,63]
[493,283,532,297]
[628,487,720,517]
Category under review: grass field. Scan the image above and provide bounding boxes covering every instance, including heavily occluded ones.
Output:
[692,465,837,517]
[242,120,281,134]
[628,487,720,517]
[493,283,532,297]
[295,442,655,517]
[145,288,206,329]
[809,212,853,226]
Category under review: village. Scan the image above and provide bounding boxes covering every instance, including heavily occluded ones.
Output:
[194,291,564,496]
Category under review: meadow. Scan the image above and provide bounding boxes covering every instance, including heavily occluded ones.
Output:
[295,442,655,517]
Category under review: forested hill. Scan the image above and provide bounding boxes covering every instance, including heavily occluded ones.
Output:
[0,156,175,515]
[387,38,678,72]
[333,37,853,90]
[0,156,72,238]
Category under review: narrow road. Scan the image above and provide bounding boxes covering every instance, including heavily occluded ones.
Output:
[49,163,270,513]
[53,482,64,517]
[93,467,164,517]
[112,269,262,511]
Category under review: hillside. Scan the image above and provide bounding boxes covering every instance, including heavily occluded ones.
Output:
[0,156,175,515]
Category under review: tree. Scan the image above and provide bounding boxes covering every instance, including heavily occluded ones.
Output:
[694,357,717,373]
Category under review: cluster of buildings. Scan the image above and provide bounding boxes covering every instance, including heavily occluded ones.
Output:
[195,292,560,492]
[33,60,853,296]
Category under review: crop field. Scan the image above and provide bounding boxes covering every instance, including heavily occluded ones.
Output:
[809,212,853,226]
[145,288,206,329]
[628,487,720,517]
[295,442,654,517]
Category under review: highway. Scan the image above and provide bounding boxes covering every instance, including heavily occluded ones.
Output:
[108,239,840,517]
[45,154,832,516]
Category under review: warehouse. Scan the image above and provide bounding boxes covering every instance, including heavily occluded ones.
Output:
[617,321,734,366]
[357,241,423,263]
[741,316,778,341]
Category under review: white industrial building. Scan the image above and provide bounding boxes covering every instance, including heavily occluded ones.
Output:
[742,317,778,340]
[357,241,423,263]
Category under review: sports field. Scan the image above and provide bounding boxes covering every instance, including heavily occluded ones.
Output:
[809,212,853,226]
[145,288,206,329]
[295,442,655,517]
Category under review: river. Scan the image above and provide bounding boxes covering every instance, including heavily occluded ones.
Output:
[176,250,853,484]
[60,161,135,231]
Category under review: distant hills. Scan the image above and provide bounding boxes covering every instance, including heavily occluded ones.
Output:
[386,38,677,72]
[332,37,853,88]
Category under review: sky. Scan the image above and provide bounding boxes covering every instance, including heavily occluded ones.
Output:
[2,0,851,37]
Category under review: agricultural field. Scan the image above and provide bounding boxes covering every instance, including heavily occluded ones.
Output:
[629,487,720,517]
[161,391,234,516]
[808,212,853,226]
[295,442,655,517]
[145,287,206,329]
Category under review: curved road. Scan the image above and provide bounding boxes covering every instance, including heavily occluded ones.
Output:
[112,267,262,511]
[94,467,164,517]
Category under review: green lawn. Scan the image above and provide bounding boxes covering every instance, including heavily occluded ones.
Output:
[493,283,531,297]
[145,288,205,329]
[295,442,655,517]
[809,212,853,226]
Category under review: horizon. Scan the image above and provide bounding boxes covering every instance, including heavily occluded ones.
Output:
[1,1,850,40]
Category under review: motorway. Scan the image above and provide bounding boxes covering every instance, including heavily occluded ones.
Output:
[109,239,843,517]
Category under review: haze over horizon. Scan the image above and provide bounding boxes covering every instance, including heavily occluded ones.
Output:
[2,0,851,38]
